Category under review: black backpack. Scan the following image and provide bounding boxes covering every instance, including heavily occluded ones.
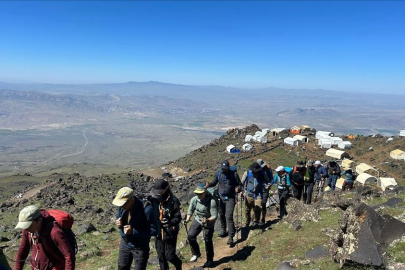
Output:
[136,192,161,237]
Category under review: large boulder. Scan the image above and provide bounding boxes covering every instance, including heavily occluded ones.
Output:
[330,203,405,268]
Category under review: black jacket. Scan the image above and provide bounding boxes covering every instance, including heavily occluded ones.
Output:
[160,192,181,240]
[209,170,242,198]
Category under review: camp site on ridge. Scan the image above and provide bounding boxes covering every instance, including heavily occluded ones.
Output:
[1,124,405,270]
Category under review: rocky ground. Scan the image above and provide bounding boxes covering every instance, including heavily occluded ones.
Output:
[1,125,405,269]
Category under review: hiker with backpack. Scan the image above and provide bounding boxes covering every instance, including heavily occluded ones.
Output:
[291,161,306,200]
[341,168,355,191]
[184,183,218,268]
[205,160,242,246]
[152,179,182,270]
[241,162,270,227]
[303,160,316,204]
[271,166,291,218]
[326,160,341,191]
[14,205,76,270]
[113,187,159,270]
[314,160,328,200]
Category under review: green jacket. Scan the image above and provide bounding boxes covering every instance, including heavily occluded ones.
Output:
[187,194,218,227]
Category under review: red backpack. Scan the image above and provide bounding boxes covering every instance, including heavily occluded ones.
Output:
[48,210,78,254]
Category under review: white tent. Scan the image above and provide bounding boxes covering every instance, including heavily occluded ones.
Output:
[253,134,267,143]
[356,173,378,185]
[356,163,379,177]
[293,135,309,143]
[336,177,345,189]
[378,177,397,191]
[330,137,343,145]
[319,138,332,149]
[271,128,287,137]
[338,141,352,149]
[316,131,334,140]
[226,144,235,153]
[284,137,301,146]
[390,149,405,160]
[400,130,405,137]
[244,135,253,142]
[326,149,349,159]
[242,143,253,151]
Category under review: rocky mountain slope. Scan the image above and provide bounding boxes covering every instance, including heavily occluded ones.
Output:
[1,125,405,269]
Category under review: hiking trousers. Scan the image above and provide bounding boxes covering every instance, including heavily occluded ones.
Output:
[244,195,261,225]
[118,239,149,270]
[303,182,314,204]
[328,175,338,191]
[278,189,289,218]
[342,181,353,191]
[218,196,236,237]
[155,234,182,270]
[187,220,214,261]
[291,184,304,201]
[260,191,269,223]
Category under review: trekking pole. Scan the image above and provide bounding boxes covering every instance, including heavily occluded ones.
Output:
[236,195,239,250]
[183,221,189,244]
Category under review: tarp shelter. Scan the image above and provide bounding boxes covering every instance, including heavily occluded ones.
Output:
[284,137,301,146]
[326,149,350,159]
[242,143,253,151]
[300,125,311,131]
[226,144,235,153]
[378,177,397,191]
[356,173,378,185]
[336,177,345,189]
[338,141,352,149]
[293,135,309,143]
[290,126,301,134]
[244,135,253,142]
[316,131,334,140]
[356,163,379,177]
[330,137,343,145]
[319,138,332,149]
[271,128,288,137]
[400,130,405,137]
[341,159,354,170]
[348,134,356,139]
[390,149,405,160]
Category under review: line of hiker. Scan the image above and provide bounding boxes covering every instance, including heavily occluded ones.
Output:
[12,158,356,270]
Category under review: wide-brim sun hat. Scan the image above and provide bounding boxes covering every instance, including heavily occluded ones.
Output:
[194,183,206,194]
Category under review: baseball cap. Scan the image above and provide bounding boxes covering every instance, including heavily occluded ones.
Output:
[257,159,267,168]
[112,187,135,207]
[221,160,230,170]
[15,205,41,230]
[194,183,206,194]
[153,179,169,194]
[275,166,285,172]
[315,160,321,165]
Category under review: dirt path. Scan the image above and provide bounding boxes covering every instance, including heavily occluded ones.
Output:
[19,181,56,201]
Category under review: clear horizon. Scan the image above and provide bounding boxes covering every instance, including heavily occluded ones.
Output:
[1,1,404,94]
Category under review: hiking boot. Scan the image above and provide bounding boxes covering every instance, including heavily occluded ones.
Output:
[189,254,201,262]
[218,231,228,238]
[253,222,259,228]
[227,237,234,246]
[203,260,213,267]
[258,221,265,226]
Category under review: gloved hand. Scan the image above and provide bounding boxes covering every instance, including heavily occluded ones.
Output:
[161,218,170,228]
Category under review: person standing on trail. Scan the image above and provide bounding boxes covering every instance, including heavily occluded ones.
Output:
[241,162,270,227]
[314,160,328,198]
[184,183,218,268]
[14,205,76,270]
[205,160,242,246]
[271,166,291,218]
[326,160,341,191]
[256,158,273,225]
[153,179,182,270]
[113,187,159,270]
[291,161,306,200]
[303,160,316,204]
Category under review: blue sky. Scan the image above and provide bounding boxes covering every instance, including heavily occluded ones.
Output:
[0,1,404,94]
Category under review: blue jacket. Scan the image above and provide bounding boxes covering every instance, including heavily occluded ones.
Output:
[116,197,158,248]
[243,170,270,198]
[315,165,328,181]
[341,170,354,183]
[272,173,291,190]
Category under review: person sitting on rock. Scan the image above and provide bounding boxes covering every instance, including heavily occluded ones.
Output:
[205,160,242,246]
[184,183,218,268]
[341,168,355,191]
[326,160,341,191]
[271,166,291,218]
[14,205,76,270]
[152,179,182,270]
[241,162,270,227]
[113,187,158,270]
